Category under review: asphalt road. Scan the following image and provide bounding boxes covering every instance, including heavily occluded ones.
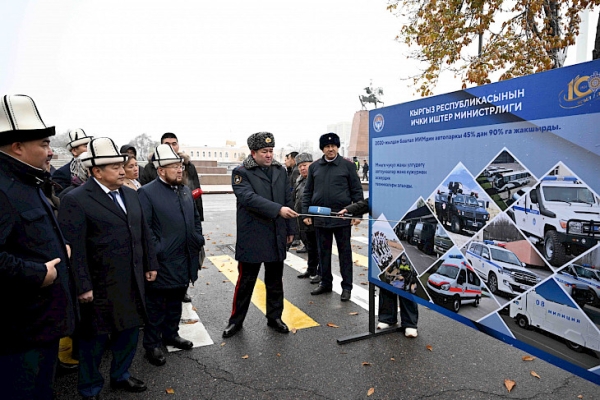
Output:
[54,194,600,399]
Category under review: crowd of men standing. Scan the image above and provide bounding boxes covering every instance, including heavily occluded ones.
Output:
[0,94,415,399]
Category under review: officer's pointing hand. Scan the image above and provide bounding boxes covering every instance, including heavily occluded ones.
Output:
[42,258,60,287]
[278,206,298,219]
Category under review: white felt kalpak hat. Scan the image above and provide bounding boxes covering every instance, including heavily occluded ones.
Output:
[0,94,55,146]
[66,128,92,151]
[81,137,127,168]
[153,144,182,167]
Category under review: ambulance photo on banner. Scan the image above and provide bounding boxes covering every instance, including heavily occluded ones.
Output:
[368,59,600,385]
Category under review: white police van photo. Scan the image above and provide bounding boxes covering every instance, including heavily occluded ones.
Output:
[511,176,600,267]
[465,240,540,297]
[426,254,482,312]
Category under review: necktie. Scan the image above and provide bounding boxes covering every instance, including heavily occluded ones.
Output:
[109,191,119,204]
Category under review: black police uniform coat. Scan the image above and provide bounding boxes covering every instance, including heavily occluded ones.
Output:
[232,156,295,263]
[0,152,76,353]
[58,179,158,337]
[138,178,204,289]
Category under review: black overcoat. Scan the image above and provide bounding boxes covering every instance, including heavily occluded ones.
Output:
[138,178,204,289]
[58,179,158,336]
[232,156,295,263]
[301,155,364,228]
[0,152,76,353]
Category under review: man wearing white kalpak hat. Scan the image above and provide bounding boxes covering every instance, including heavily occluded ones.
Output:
[58,137,158,399]
[222,132,298,338]
[0,94,76,400]
[52,128,92,194]
[137,144,204,366]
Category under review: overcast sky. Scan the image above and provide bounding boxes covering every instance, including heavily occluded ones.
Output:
[1,1,597,151]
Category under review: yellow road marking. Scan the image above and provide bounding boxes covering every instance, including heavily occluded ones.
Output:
[332,247,369,268]
[209,255,319,330]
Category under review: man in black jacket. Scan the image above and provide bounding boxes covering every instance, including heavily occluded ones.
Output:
[302,133,363,301]
[222,132,297,339]
[58,137,158,398]
[0,94,76,400]
[138,144,204,366]
[52,128,92,194]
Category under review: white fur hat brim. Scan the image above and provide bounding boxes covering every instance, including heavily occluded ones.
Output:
[81,137,127,168]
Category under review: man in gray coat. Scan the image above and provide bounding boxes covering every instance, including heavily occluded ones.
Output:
[138,144,204,366]
[222,132,297,338]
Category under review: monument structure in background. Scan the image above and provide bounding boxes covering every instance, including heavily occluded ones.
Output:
[348,81,383,158]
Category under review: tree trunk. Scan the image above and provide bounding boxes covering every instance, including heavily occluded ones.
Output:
[594,10,600,60]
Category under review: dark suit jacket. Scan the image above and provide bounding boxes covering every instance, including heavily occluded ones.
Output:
[58,179,158,336]
[51,160,72,194]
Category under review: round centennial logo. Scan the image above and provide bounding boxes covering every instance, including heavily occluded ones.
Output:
[373,114,384,133]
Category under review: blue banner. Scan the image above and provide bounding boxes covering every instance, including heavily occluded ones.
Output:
[369,59,600,385]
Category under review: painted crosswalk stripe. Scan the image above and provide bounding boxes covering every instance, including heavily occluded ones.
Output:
[167,302,214,352]
[285,250,374,312]
[210,255,320,330]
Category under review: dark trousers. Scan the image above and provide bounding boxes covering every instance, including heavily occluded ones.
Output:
[299,229,319,276]
[144,286,187,349]
[228,261,284,325]
[0,339,59,400]
[77,326,139,397]
[315,225,353,291]
[378,287,419,328]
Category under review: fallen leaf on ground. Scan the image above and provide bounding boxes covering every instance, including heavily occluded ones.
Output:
[227,234,232,237]
[578,395,583,399]
[277,353,281,357]
[206,282,210,285]
[166,388,175,394]
[367,388,375,396]
[327,323,339,328]
[426,345,433,351]
[220,342,225,346]
[359,273,365,276]
[522,355,535,361]
[308,301,314,304]
[291,328,297,334]
[390,357,396,361]
[242,355,249,359]
[362,362,371,366]
[201,266,208,269]
[360,282,368,285]
[530,371,540,379]
[192,306,197,311]
[212,241,216,244]
[184,320,198,324]
[222,280,228,283]
[504,379,515,392]
[349,312,359,315]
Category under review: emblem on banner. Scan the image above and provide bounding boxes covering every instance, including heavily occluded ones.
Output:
[559,71,600,109]
[373,114,384,133]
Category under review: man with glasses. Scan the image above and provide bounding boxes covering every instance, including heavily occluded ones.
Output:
[137,144,204,366]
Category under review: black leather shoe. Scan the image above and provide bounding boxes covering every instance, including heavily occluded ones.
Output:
[267,318,290,334]
[110,376,147,393]
[183,293,192,303]
[223,323,243,338]
[341,289,351,302]
[310,275,321,284]
[295,246,307,253]
[311,285,332,295]
[297,271,311,278]
[145,347,166,366]
[164,336,193,350]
